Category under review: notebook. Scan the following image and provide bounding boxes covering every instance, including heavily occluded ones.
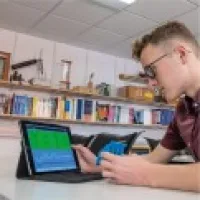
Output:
[17,120,102,183]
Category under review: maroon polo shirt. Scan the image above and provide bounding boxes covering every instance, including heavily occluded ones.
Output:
[160,91,200,161]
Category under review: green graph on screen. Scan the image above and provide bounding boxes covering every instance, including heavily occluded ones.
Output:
[27,128,71,150]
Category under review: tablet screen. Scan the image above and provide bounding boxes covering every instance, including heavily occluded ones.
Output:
[25,123,77,173]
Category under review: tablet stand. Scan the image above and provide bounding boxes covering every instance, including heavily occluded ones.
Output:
[16,142,30,179]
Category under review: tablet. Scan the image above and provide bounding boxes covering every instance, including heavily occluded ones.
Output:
[19,120,80,175]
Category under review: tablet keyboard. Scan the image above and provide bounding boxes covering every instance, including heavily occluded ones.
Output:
[31,171,102,183]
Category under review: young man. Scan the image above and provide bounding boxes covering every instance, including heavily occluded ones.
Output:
[74,21,200,192]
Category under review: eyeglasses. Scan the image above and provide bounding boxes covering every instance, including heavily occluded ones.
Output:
[141,53,169,79]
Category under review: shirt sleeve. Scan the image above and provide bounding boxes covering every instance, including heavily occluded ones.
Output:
[160,109,186,151]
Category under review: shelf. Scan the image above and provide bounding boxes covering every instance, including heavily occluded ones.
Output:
[132,144,150,149]
[0,80,174,108]
[0,114,168,129]
[119,74,147,84]
[0,80,59,93]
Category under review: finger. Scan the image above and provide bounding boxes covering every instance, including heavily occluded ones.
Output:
[102,152,119,161]
[73,146,85,159]
[102,170,114,179]
[75,149,84,162]
[73,145,93,156]
[72,144,85,151]
[72,145,83,154]
[73,145,96,162]
[101,160,114,171]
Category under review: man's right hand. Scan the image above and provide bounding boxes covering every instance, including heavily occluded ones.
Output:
[73,145,101,173]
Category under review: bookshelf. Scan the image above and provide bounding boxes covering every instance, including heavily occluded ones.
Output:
[0,114,167,129]
[0,80,173,130]
[0,80,174,108]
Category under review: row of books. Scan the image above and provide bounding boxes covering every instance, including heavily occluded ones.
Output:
[136,109,175,126]
[0,93,175,125]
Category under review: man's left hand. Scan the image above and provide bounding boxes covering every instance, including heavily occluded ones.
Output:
[101,153,154,186]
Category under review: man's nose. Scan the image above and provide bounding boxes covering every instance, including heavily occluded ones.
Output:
[147,79,158,90]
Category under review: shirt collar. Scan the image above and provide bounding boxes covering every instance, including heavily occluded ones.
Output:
[184,89,200,114]
[194,88,200,103]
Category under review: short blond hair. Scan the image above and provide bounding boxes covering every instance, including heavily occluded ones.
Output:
[132,21,199,61]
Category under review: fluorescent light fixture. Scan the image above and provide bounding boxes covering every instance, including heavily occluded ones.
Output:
[119,0,136,4]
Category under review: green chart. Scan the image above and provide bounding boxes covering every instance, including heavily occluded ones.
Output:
[27,128,71,150]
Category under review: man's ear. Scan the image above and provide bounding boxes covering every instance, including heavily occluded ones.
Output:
[174,45,187,65]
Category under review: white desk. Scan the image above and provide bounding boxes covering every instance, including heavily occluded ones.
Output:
[0,177,198,200]
[0,139,198,200]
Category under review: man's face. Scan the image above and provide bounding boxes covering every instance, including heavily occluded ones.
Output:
[140,43,188,102]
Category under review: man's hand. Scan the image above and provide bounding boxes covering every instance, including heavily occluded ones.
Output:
[73,145,101,173]
[101,153,153,186]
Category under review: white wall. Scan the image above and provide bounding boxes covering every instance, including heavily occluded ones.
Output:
[0,28,166,159]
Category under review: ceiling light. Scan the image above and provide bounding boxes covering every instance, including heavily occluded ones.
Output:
[119,0,136,4]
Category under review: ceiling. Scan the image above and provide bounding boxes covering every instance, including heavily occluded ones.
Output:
[0,0,200,59]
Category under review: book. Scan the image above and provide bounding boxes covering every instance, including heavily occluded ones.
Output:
[83,99,93,122]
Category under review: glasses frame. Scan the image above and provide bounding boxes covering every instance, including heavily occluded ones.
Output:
[142,53,169,79]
